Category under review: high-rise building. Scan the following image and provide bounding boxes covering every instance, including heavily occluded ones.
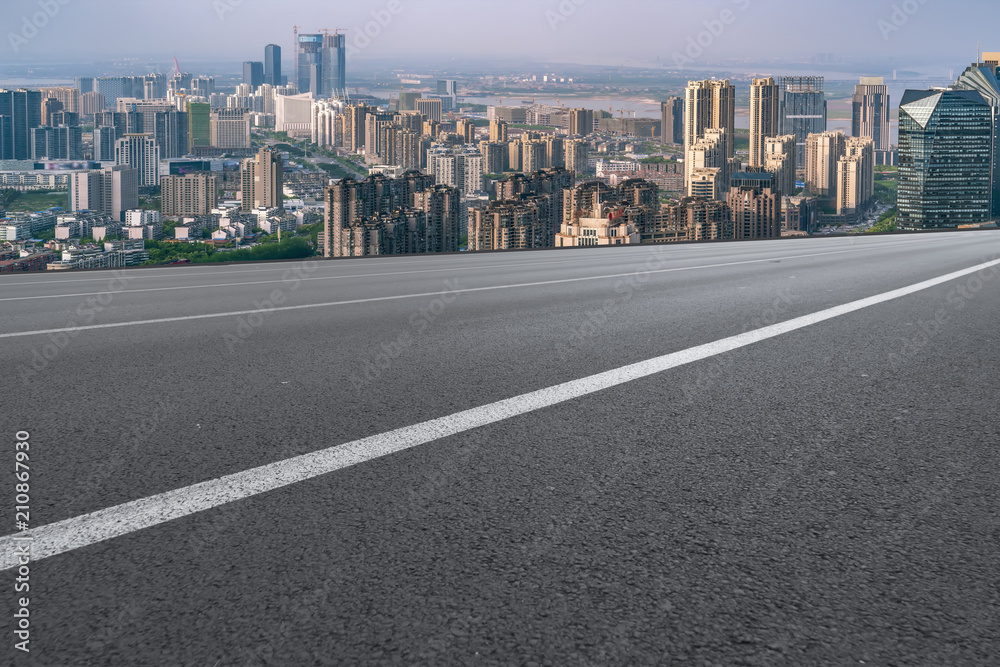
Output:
[153,110,189,159]
[69,166,138,221]
[264,44,282,86]
[413,184,462,253]
[779,77,827,165]
[416,98,443,123]
[764,134,797,197]
[686,128,730,200]
[114,134,159,187]
[321,172,447,257]
[426,144,484,195]
[565,138,589,175]
[41,98,64,126]
[243,62,264,90]
[836,137,875,216]
[93,126,117,161]
[852,77,890,152]
[489,119,508,143]
[569,108,595,136]
[297,33,347,98]
[438,80,458,97]
[749,77,780,167]
[210,109,250,149]
[953,59,1000,216]
[727,185,781,239]
[456,119,476,144]
[296,34,323,94]
[897,90,992,230]
[161,172,218,216]
[322,33,347,99]
[660,97,683,144]
[479,141,506,174]
[684,79,735,185]
[241,147,284,211]
[187,102,211,152]
[805,131,846,196]
[398,92,421,112]
[0,89,42,160]
[39,87,79,113]
[31,125,83,160]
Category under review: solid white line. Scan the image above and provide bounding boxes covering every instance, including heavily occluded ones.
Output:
[0,244,920,339]
[0,256,592,303]
[1,255,998,570]
[0,234,942,287]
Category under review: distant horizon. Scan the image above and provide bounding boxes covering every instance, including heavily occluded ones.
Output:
[2,0,997,69]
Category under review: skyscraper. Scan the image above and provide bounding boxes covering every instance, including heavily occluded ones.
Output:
[264,44,282,86]
[749,77,779,167]
[764,135,797,197]
[115,134,159,187]
[660,97,683,144]
[31,125,82,160]
[241,147,284,211]
[243,62,264,90]
[953,59,1000,216]
[0,89,42,160]
[897,90,992,230]
[296,34,323,94]
[805,131,846,197]
[684,79,735,185]
[779,77,827,165]
[568,108,594,136]
[321,33,347,99]
[837,137,875,216]
[852,77,890,152]
[187,102,211,152]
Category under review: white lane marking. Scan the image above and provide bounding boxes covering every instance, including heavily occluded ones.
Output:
[0,245,907,339]
[0,234,947,288]
[0,240,736,287]
[2,255,998,570]
[0,256,595,303]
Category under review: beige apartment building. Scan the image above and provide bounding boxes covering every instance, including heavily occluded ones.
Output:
[684,79,735,184]
[764,134,797,196]
[161,172,218,217]
[805,131,846,196]
[241,147,284,212]
[836,136,875,215]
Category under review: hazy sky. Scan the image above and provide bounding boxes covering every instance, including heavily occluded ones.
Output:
[1,0,993,70]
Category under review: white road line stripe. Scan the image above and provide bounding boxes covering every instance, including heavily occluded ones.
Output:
[0,234,943,287]
[2,255,997,570]
[0,245,921,339]
[0,240,735,287]
[0,257,591,303]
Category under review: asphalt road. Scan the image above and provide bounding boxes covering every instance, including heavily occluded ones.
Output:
[2,233,1000,666]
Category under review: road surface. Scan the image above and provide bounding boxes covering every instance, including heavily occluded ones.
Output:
[2,233,999,665]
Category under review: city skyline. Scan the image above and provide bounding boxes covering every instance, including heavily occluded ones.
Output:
[1,0,997,70]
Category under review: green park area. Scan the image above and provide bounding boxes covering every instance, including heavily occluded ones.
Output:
[1,189,68,213]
